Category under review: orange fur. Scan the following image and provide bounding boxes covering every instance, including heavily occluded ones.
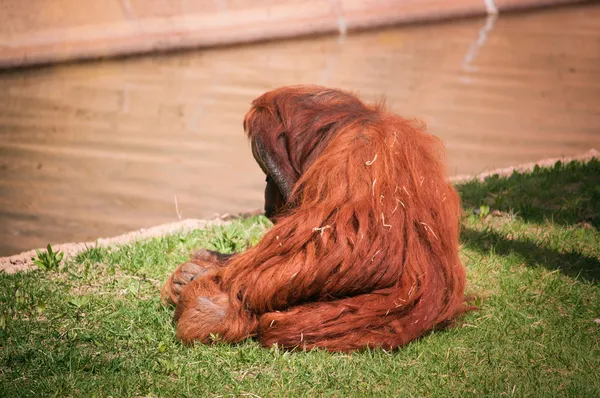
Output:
[163,85,467,352]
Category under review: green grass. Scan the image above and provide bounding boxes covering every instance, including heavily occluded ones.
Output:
[1,159,599,397]
[31,244,64,271]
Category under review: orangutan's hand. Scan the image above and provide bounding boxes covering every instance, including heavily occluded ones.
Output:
[161,260,217,306]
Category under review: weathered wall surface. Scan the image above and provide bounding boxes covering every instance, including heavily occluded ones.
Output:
[0,0,585,68]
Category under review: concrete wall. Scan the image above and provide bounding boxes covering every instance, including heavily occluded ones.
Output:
[0,0,585,68]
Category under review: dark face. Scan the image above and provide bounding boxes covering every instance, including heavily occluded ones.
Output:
[264,175,286,222]
[251,138,287,222]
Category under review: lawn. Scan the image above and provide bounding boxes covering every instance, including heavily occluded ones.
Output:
[1,159,599,397]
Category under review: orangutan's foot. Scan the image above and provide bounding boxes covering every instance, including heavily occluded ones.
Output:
[173,275,230,343]
[173,275,258,345]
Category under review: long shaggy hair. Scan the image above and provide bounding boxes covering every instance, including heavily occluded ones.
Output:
[162,85,467,352]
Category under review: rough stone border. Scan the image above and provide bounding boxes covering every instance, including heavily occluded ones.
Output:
[1,149,597,274]
[450,148,598,183]
[0,210,262,275]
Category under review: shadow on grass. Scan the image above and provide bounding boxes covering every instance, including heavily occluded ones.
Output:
[461,227,600,282]
[458,158,600,283]
[458,159,600,229]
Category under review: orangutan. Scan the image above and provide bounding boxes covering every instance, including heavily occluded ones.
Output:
[161,85,467,352]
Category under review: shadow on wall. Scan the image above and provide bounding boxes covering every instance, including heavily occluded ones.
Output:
[458,159,600,283]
